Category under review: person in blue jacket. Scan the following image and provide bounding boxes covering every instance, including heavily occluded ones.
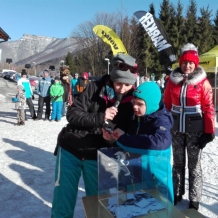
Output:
[103,81,174,204]
[17,69,37,120]
[70,73,79,97]
[35,69,53,121]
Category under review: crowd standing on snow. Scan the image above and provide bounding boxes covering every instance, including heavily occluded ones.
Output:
[13,66,92,124]
[11,44,215,217]
[13,64,169,126]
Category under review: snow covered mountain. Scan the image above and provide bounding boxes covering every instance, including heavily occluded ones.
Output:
[0,34,82,67]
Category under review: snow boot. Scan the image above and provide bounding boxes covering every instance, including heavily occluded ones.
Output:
[189,201,199,210]
[174,195,183,205]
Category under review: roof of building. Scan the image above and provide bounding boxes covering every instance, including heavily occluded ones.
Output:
[0,27,10,42]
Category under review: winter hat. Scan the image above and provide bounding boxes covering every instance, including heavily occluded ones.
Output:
[21,69,27,76]
[54,76,60,81]
[133,81,161,115]
[17,85,24,91]
[110,53,137,85]
[82,72,89,78]
[60,68,70,76]
[179,43,199,67]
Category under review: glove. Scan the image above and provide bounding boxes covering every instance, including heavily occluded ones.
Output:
[103,120,116,133]
[198,133,215,149]
[32,95,34,100]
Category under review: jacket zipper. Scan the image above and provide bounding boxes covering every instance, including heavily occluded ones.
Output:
[136,117,140,135]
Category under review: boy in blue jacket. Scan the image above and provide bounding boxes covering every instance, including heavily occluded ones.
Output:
[102,81,174,204]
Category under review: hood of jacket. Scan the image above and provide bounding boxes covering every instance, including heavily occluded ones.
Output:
[170,66,207,85]
[133,81,161,115]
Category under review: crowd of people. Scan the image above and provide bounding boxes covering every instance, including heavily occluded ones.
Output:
[12,43,215,217]
[13,67,92,125]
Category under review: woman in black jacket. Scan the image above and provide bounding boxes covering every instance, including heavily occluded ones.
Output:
[51,53,138,218]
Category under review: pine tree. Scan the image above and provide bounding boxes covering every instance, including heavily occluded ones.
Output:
[196,6,213,54]
[129,17,146,76]
[159,0,171,31]
[65,52,74,75]
[184,0,198,45]
[149,3,155,15]
[174,0,186,57]
[212,10,218,45]
[147,4,162,74]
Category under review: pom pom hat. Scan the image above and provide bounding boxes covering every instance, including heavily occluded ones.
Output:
[179,43,199,67]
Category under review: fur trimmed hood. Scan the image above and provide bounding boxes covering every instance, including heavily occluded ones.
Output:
[170,66,207,85]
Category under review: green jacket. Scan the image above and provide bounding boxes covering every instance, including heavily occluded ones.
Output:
[50,82,64,102]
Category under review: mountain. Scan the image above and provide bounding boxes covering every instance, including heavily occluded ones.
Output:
[0,34,82,70]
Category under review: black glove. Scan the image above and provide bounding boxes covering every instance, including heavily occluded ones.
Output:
[103,120,116,133]
[198,133,215,149]
[32,95,34,100]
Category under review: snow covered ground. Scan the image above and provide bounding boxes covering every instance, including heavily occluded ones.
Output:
[0,78,218,217]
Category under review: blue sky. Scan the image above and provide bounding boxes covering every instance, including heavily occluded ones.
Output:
[0,0,217,41]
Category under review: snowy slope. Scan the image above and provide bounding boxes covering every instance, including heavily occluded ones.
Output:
[0,78,217,218]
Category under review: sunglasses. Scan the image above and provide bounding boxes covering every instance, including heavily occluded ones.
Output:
[114,62,138,74]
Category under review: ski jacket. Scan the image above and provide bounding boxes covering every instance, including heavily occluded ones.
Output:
[17,78,33,98]
[36,76,53,97]
[61,81,70,102]
[58,75,135,160]
[164,66,215,134]
[76,78,89,93]
[50,82,64,102]
[15,90,26,110]
[70,78,78,95]
[116,104,173,153]
[116,104,174,204]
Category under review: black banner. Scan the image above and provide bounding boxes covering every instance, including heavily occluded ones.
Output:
[134,11,176,67]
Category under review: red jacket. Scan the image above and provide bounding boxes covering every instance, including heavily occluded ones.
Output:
[164,67,215,134]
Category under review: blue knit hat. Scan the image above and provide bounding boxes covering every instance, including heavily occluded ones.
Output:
[133,82,161,115]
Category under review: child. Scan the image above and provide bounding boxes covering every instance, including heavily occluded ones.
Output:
[102,81,174,203]
[50,76,64,122]
[15,85,26,126]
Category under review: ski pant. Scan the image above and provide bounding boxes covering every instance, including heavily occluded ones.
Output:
[172,130,202,202]
[62,101,66,116]
[17,109,25,122]
[51,101,63,121]
[37,95,51,119]
[51,148,98,218]
[26,97,36,119]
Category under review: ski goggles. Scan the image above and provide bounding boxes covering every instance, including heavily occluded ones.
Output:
[114,62,138,74]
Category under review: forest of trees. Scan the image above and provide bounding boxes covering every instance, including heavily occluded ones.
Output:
[64,0,218,79]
